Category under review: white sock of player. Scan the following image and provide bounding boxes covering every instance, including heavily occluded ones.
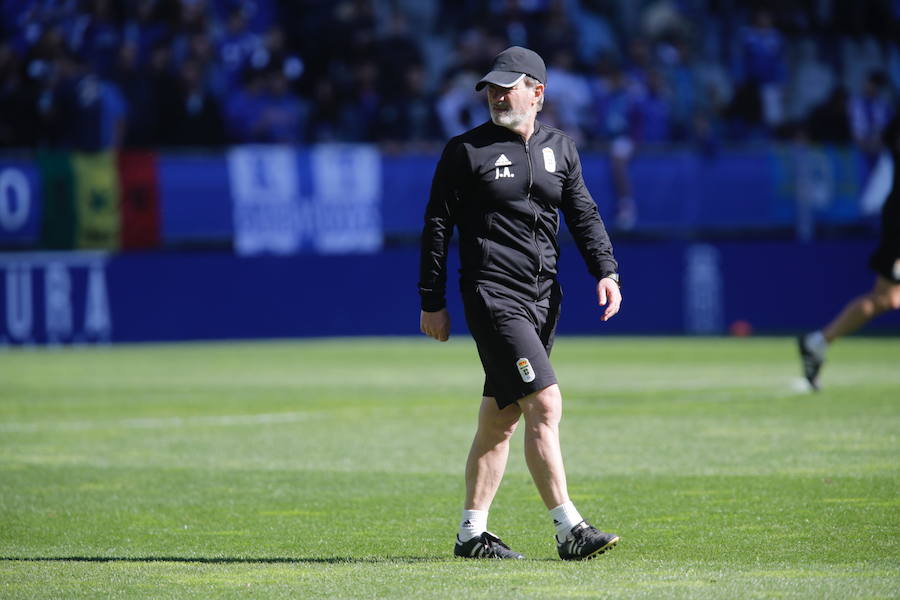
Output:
[550,501,583,542]
[458,509,487,542]
[805,330,828,358]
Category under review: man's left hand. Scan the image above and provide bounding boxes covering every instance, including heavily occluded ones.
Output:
[597,277,622,322]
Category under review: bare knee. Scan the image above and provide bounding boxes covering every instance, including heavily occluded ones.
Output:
[885,286,900,311]
[520,385,563,433]
[869,287,900,313]
[870,278,900,313]
[478,398,520,441]
[489,414,519,440]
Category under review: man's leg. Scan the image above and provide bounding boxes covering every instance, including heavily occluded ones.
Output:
[518,384,568,509]
[464,396,522,510]
[518,383,619,560]
[800,276,900,389]
[823,276,900,342]
[454,397,525,559]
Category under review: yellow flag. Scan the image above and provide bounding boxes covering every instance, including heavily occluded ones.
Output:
[72,151,120,249]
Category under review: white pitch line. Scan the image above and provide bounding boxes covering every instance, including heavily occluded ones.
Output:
[0,412,316,433]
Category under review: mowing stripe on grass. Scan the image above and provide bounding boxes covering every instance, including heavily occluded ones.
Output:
[0,411,319,433]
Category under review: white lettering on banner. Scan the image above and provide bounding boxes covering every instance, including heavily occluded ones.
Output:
[232,201,303,255]
[794,148,834,241]
[310,144,381,203]
[228,146,302,256]
[684,244,723,334]
[0,168,31,232]
[5,264,32,341]
[310,144,383,253]
[84,264,111,340]
[228,145,384,255]
[796,149,833,209]
[45,262,73,343]
[229,145,298,199]
[310,203,382,254]
[0,253,111,345]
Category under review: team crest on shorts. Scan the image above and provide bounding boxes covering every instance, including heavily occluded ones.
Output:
[893,259,900,280]
[516,357,536,383]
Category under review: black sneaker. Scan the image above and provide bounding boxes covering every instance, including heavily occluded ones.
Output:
[557,521,619,561]
[797,335,823,391]
[454,532,525,559]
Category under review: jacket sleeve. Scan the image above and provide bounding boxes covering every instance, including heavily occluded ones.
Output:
[418,140,464,311]
[559,145,618,280]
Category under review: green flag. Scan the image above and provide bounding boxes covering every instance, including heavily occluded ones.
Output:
[37,151,76,249]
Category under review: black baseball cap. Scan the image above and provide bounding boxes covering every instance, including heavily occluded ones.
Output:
[475,46,546,91]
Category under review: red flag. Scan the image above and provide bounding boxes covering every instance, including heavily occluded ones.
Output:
[117,151,161,250]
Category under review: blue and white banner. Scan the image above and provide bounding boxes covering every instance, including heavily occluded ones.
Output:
[0,252,112,345]
[229,145,303,256]
[228,144,382,256]
[0,161,42,247]
[1,240,897,345]
[309,144,382,254]
[683,244,724,334]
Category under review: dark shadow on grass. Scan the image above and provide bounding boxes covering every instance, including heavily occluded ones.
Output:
[0,556,444,564]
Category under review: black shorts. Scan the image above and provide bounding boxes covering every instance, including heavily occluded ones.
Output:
[869,246,900,283]
[869,234,900,283]
[870,193,900,282]
[461,281,561,409]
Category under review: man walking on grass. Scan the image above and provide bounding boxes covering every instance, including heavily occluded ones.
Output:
[418,46,622,560]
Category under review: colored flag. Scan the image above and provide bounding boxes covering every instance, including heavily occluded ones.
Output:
[118,151,161,249]
[37,151,76,249]
[72,151,120,250]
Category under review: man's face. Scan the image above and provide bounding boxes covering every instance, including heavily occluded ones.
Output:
[487,79,540,128]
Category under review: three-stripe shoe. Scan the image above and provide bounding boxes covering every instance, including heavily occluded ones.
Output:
[454,532,525,559]
[557,521,619,561]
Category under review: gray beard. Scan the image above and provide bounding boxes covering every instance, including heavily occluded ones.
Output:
[490,106,529,128]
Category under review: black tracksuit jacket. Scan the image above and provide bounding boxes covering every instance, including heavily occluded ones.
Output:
[418,120,617,312]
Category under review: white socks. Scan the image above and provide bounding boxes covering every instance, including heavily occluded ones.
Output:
[459,503,585,543]
[458,509,488,542]
[550,501,583,542]
[805,330,828,358]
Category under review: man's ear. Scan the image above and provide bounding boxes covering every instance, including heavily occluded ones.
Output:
[534,83,544,103]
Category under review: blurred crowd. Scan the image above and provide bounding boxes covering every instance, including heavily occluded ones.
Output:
[0,0,898,153]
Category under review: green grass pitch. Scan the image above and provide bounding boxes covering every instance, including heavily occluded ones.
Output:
[1,336,898,599]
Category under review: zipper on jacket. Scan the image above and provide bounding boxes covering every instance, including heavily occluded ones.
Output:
[523,138,542,300]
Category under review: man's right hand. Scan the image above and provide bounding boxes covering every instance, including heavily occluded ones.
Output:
[420,309,451,342]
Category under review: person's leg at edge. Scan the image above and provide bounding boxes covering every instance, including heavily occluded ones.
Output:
[458,396,522,542]
[822,276,900,343]
[801,276,900,389]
